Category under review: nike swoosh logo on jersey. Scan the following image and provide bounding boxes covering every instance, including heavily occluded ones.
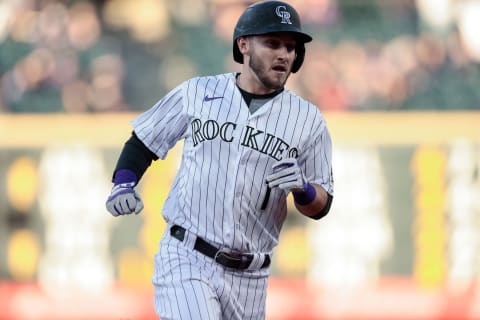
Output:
[204,95,224,102]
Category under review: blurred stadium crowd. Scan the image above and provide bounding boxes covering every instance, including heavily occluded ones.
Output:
[0,0,479,113]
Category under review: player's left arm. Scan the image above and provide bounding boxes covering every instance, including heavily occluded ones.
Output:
[266,158,333,220]
[293,183,333,220]
[266,124,334,220]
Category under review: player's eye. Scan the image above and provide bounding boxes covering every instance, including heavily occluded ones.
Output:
[264,39,296,52]
[264,39,280,49]
[285,43,296,52]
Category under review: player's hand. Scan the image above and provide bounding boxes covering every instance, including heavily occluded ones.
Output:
[106,182,144,216]
[266,158,307,193]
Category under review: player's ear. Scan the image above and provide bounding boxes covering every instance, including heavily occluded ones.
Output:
[237,36,249,55]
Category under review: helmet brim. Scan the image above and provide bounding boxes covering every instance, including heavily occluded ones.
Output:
[233,31,312,64]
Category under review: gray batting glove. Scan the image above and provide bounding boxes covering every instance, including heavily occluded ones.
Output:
[106,182,144,216]
[266,158,307,193]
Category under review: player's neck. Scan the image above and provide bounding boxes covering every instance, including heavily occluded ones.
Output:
[235,73,283,109]
[236,72,282,95]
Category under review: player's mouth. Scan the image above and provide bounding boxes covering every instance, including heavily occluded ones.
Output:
[272,64,288,74]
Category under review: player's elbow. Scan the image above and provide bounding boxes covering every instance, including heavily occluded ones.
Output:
[308,193,333,220]
[309,210,329,220]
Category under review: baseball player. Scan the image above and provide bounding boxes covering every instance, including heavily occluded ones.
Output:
[106,1,334,319]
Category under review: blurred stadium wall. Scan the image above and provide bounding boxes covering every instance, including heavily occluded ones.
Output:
[1,112,480,319]
[1,0,480,319]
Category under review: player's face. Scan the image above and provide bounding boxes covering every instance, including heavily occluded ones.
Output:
[245,33,297,92]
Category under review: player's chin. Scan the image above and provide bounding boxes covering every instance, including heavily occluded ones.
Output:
[269,70,289,84]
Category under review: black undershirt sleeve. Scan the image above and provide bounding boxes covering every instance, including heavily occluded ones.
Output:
[113,132,158,181]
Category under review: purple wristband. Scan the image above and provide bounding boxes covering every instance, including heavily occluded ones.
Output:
[113,169,138,185]
[292,183,316,205]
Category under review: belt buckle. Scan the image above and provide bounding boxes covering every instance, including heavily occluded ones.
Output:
[214,251,251,269]
[238,254,252,269]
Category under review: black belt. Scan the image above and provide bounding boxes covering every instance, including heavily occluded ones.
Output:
[170,225,271,270]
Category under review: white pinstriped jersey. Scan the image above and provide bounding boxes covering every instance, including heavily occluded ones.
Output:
[132,72,333,254]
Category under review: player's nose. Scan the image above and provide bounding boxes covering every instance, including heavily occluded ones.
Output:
[275,43,294,60]
[276,45,289,57]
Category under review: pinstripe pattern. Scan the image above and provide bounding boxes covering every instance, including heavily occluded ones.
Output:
[132,73,333,319]
[154,229,269,320]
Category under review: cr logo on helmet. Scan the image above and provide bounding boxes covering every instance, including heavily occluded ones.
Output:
[276,6,292,24]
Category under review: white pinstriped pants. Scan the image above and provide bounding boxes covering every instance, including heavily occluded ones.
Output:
[152,227,270,320]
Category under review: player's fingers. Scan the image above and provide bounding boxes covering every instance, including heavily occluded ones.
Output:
[266,167,295,182]
[111,200,125,216]
[129,192,143,214]
[117,194,141,214]
[106,200,120,217]
[279,181,303,190]
[271,158,297,171]
[115,194,133,214]
[134,198,144,214]
[118,196,130,214]
[125,198,134,212]
[267,175,297,188]
[108,195,127,216]
[126,193,141,212]
[115,199,127,215]
[107,192,143,216]
[271,163,292,172]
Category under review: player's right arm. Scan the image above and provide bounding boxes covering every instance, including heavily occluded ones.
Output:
[105,132,158,216]
[106,83,189,216]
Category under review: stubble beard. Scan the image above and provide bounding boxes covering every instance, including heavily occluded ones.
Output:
[248,52,290,91]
